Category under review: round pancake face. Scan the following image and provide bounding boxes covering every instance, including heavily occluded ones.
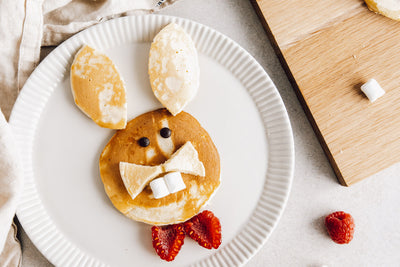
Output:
[99,109,220,225]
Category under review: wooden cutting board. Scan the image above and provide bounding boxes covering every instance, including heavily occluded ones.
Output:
[251,0,400,186]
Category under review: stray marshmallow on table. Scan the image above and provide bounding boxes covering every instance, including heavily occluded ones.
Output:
[360,79,385,103]
[150,172,186,199]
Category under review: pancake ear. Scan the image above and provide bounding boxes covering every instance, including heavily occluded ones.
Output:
[70,45,127,129]
[148,23,200,116]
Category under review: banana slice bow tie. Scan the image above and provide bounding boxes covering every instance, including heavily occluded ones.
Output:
[119,141,205,200]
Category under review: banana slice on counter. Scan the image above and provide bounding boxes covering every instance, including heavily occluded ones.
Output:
[365,0,400,20]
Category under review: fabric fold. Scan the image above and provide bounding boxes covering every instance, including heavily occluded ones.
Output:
[42,0,177,46]
[0,0,32,120]
[0,109,23,254]
[0,223,21,267]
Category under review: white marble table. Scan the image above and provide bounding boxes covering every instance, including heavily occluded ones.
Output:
[19,0,400,266]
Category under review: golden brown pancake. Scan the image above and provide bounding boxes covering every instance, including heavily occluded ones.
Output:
[99,109,220,225]
[71,45,127,129]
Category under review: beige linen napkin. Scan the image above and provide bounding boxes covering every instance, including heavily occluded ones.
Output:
[0,110,23,264]
[0,224,21,266]
[0,0,177,266]
[42,0,177,46]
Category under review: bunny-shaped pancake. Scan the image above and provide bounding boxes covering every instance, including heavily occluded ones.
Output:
[71,23,221,227]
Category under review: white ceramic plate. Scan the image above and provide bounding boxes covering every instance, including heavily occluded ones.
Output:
[10,15,294,267]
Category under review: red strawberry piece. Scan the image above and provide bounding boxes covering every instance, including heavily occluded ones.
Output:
[184,210,221,249]
[325,211,355,244]
[151,224,185,261]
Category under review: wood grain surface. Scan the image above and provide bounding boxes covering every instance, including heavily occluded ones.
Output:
[252,0,400,185]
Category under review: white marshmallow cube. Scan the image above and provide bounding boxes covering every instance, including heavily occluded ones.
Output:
[149,177,170,199]
[164,172,186,193]
[361,79,385,103]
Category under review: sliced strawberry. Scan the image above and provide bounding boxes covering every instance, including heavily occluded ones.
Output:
[151,224,185,261]
[184,210,221,249]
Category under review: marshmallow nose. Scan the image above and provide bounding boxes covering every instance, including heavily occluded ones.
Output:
[149,177,170,199]
[164,172,186,193]
[149,172,187,199]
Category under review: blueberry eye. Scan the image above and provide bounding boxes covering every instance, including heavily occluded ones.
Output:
[160,127,171,138]
[138,137,150,147]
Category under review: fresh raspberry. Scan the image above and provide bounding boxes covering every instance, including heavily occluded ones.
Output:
[325,211,355,244]
[183,210,221,249]
[151,224,185,261]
